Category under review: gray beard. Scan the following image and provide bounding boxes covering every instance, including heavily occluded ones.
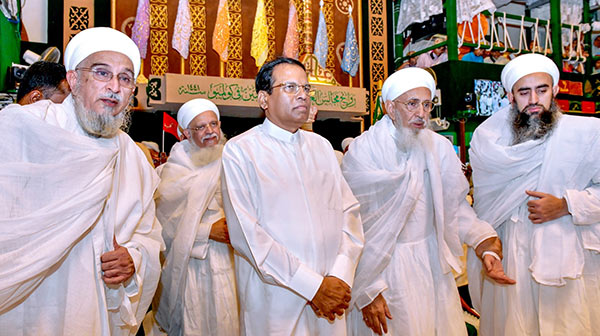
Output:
[510,100,561,145]
[391,117,430,154]
[187,135,227,167]
[72,85,131,138]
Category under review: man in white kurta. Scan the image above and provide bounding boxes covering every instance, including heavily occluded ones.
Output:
[0,27,163,335]
[343,68,513,336]
[469,53,600,335]
[152,99,239,335]
[221,57,364,335]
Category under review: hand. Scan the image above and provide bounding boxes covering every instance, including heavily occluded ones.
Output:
[525,190,570,224]
[101,237,135,285]
[475,236,503,260]
[209,218,230,244]
[361,293,392,335]
[310,276,351,321]
[482,254,516,285]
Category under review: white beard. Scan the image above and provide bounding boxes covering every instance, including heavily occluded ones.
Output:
[71,85,130,138]
[185,135,226,168]
[391,118,430,155]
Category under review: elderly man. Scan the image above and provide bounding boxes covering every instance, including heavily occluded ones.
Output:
[342,67,514,336]
[0,27,163,335]
[469,54,600,335]
[17,61,70,105]
[221,57,364,335]
[151,98,238,335]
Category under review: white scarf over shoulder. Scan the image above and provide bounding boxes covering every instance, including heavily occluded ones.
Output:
[153,140,222,333]
[342,116,466,309]
[470,106,600,286]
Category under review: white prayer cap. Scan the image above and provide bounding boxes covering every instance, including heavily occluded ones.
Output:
[501,53,559,93]
[64,27,141,77]
[381,67,436,102]
[177,98,220,129]
[341,137,354,151]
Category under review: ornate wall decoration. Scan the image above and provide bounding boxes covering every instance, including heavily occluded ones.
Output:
[149,0,168,75]
[367,0,388,121]
[335,0,353,15]
[63,0,94,50]
[323,0,335,70]
[189,2,207,76]
[265,0,276,62]
[227,0,243,78]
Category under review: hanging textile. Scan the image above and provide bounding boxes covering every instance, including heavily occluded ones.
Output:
[212,0,230,62]
[456,0,495,25]
[172,0,192,59]
[341,5,359,77]
[314,0,328,69]
[396,0,443,34]
[282,0,299,59]
[250,0,269,67]
[131,0,150,58]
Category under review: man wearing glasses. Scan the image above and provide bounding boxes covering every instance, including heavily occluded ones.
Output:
[0,27,163,335]
[342,67,513,335]
[221,57,364,335]
[151,98,239,335]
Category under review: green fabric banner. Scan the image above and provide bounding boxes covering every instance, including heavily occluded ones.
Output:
[0,3,21,92]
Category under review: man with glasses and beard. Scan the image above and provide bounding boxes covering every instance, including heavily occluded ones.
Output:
[150,99,239,335]
[0,27,163,335]
[221,57,364,335]
[342,67,513,336]
[469,53,600,335]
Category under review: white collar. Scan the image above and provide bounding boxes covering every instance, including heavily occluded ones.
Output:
[262,118,299,144]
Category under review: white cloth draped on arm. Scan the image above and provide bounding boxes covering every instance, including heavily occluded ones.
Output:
[469,106,600,291]
[152,140,222,334]
[0,98,163,335]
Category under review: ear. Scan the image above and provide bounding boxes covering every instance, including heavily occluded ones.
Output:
[183,128,191,139]
[552,85,559,97]
[65,70,79,91]
[29,90,44,103]
[384,100,395,121]
[258,90,269,111]
[507,91,514,103]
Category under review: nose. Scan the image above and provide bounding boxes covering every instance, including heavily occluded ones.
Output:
[106,75,121,92]
[296,87,308,100]
[529,91,539,105]
[414,104,427,118]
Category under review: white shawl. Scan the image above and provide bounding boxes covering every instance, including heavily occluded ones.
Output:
[470,106,600,287]
[153,140,222,334]
[342,116,466,309]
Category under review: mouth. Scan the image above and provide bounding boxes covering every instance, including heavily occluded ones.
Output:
[410,120,426,129]
[100,98,119,108]
[524,106,542,115]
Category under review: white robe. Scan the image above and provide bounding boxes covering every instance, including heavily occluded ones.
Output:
[221,118,364,336]
[469,106,600,335]
[152,140,238,336]
[342,116,497,335]
[0,96,164,335]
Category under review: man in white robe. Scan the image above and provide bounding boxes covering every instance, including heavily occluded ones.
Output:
[221,57,365,335]
[469,53,600,335]
[151,98,239,335]
[343,67,513,336]
[0,27,163,335]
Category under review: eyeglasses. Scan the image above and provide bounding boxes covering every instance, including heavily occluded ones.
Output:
[394,98,435,112]
[188,121,219,132]
[76,66,136,89]
[271,82,314,96]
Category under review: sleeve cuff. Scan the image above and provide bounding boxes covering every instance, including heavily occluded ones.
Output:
[289,263,324,301]
[474,232,498,249]
[124,246,142,297]
[355,278,387,309]
[327,254,357,288]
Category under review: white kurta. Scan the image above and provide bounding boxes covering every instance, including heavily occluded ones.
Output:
[342,116,497,336]
[153,140,238,336]
[221,118,364,336]
[469,106,600,335]
[0,96,164,335]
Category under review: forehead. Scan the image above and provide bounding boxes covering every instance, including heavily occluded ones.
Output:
[78,51,134,72]
[189,110,218,125]
[395,86,432,101]
[513,72,553,90]
[272,63,307,84]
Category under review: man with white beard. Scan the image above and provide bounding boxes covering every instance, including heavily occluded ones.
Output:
[342,67,514,336]
[150,99,239,335]
[0,27,163,335]
[469,53,600,335]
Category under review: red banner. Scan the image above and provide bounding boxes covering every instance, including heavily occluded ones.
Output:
[163,112,180,140]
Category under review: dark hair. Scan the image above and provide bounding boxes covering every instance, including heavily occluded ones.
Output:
[17,61,67,102]
[255,57,306,94]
